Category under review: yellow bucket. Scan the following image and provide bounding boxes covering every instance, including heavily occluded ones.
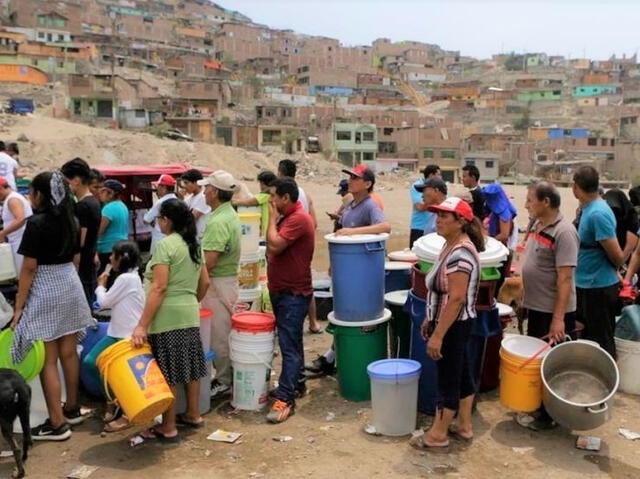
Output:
[97,340,174,425]
[499,347,543,412]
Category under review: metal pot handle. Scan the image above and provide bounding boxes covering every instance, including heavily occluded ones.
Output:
[587,403,608,414]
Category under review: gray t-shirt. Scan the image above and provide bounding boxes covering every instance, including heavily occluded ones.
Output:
[340,196,386,228]
[522,214,579,313]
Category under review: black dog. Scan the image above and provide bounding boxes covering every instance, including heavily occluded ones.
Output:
[0,369,31,478]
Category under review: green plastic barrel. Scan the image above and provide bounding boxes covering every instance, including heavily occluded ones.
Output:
[327,311,390,402]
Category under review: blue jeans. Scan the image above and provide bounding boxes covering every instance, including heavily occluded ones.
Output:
[271,292,311,404]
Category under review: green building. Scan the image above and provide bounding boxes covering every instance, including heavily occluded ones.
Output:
[516,90,562,102]
[0,55,76,74]
[332,122,378,168]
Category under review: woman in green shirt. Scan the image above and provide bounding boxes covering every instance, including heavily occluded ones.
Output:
[132,199,210,442]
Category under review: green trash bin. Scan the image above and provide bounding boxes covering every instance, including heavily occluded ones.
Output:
[327,310,390,402]
[384,290,411,359]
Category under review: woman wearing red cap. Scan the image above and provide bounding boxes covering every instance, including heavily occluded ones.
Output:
[410,197,485,450]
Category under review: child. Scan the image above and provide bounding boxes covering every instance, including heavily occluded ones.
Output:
[83,240,144,432]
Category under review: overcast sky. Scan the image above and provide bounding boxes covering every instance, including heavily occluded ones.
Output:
[226,0,639,60]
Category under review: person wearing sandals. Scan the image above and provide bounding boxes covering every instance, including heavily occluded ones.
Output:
[10,171,94,441]
[131,199,210,442]
[410,197,484,450]
[82,240,144,433]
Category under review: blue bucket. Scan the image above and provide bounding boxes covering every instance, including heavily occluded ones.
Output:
[327,234,387,322]
[406,290,438,414]
[472,307,501,337]
[385,262,412,293]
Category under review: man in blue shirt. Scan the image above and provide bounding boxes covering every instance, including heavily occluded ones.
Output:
[410,165,440,247]
[414,177,447,235]
[573,166,625,357]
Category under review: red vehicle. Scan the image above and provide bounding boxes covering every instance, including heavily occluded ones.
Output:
[97,163,212,251]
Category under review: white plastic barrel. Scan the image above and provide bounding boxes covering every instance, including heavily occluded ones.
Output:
[239,212,261,255]
[615,337,640,395]
[239,250,263,289]
[229,330,275,410]
[367,359,421,436]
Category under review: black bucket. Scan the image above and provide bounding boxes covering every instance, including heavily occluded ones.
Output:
[314,290,333,321]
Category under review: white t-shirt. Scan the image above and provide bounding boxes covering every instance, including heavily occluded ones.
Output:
[185,190,211,239]
[143,193,177,254]
[0,153,18,189]
[298,186,310,212]
[1,191,32,248]
[95,270,144,338]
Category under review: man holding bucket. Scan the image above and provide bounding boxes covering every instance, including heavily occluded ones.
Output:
[199,171,242,399]
[266,178,315,423]
[517,181,579,431]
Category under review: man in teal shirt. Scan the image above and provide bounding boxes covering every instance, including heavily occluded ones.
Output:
[97,179,129,274]
[573,166,625,357]
[199,170,241,398]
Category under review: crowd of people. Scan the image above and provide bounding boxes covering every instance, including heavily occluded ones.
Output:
[0,154,636,451]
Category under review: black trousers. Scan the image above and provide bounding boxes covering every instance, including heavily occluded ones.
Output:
[527,310,577,340]
[436,320,476,411]
[410,229,423,248]
[576,285,620,359]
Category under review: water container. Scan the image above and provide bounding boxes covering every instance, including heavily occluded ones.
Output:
[314,290,333,321]
[367,359,421,436]
[410,264,428,299]
[615,337,640,395]
[326,233,388,322]
[0,244,17,282]
[239,212,261,255]
[239,250,262,289]
[406,291,438,414]
[384,261,412,293]
[384,290,411,359]
[236,286,263,312]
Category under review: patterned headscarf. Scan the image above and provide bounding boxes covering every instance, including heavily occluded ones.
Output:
[49,170,67,207]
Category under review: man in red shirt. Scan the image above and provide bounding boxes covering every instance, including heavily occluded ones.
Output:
[266,178,315,423]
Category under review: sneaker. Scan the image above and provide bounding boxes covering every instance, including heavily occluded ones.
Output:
[266,399,294,424]
[63,405,87,425]
[210,379,231,399]
[32,419,71,441]
[304,355,336,376]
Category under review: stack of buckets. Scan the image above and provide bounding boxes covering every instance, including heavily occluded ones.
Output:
[238,212,264,313]
[229,312,276,411]
[384,252,416,360]
[325,233,391,402]
[613,305,640,395]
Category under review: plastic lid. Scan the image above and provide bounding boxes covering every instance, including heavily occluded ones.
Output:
[232,312,275,333]
[385,290,409,306]
[325,233,389,244]
[412,233,509,266]
[388,250,418,262]
[328,308,391,327]
[200,308,213,319]
[367,359,421,379]
[501,335,549,359]
[0,329,45,382]
[496,303,514,317]
[385,261,412,271]
[314,290,333,298]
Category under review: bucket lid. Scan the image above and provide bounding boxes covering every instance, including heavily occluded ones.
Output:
[328,308,391,327]
[501,335,549,359]
[0,329,45,382]
[238,286,262,302]
[496,302,514,317]
[325,233,389,244]
[314,290,333,299]
[199,308,213,320]
[367,359,421,379]
[384,290,409,306]
[232,312,275,333]
[412,233,509,266]
[239,212,261,220]
[385,261,412,271]
[388,250,418,262]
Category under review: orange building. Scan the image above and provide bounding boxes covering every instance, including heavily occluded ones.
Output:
[0,64,47,84]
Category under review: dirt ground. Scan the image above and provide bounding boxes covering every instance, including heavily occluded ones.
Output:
[1,115,639,478]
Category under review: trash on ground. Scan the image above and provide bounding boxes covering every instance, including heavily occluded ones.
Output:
[0,451,12,457]
[325,412,336,421]
[364,424,381,436]
[272,435,293,442]
[575,436,601,451]
[618,428,640,440]
[129,436,145,448]
[207,429,243,443]
[512,447,534,454]
[66,465,99,479]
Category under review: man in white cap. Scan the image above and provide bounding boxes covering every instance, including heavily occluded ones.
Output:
[198,170,242,399]
[144,174,177,254]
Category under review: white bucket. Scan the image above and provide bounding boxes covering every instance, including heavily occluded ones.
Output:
[15,361,66,434]
[239,212,261,256]
[615,337,640,395]
[239,250,264,289]
[0,244,17,282]
[229,330,275,410]
[236,286,262,312]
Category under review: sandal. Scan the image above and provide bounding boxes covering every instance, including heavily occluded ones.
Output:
[176,414,205,429]
[448,425,473,442]
[104,416,131,433]
[308,327,323,334]
[137,427,180,444]
[103,405,122,423]
[409,435,450,450]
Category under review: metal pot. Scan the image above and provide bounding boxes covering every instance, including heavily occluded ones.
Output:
[541,340,619,431]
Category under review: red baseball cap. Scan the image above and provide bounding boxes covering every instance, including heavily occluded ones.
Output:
[151,174,177,187]
[0,176,8,187]
[341,164,375,183]
[428,197,474,222]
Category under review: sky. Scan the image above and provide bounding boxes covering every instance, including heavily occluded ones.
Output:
[225,0,640,60]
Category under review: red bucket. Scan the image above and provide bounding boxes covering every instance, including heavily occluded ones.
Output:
[231,312,275,334]
[411,264,427,299]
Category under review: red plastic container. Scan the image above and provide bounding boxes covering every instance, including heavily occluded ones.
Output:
[231,312,275,333]
[200,308,213,320]
[411,264,427,299]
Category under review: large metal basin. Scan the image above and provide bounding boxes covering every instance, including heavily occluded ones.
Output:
[541,341,619,431]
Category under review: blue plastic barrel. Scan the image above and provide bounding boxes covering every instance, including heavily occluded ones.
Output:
[384,262,412,293]
[327,233,387,322]
[79,321,108,361]
[406,290,438,414]
[79,322,109,398]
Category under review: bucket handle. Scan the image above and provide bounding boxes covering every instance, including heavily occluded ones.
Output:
[364,241,385,253]
[102,355,116,403]
[247,350,274,370]
[587,403,608,415]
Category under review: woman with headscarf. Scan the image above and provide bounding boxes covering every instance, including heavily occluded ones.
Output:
[10,171,93,441]
[603,188,639,265]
